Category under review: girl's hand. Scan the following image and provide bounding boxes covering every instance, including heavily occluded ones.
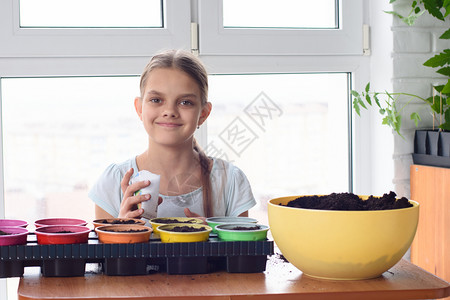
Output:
[119,168,151,219]
[184,208,207,224]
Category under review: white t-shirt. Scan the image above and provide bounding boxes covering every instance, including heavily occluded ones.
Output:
[88,157,256,218]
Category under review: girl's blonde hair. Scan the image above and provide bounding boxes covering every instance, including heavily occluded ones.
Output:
[139,49,213,217]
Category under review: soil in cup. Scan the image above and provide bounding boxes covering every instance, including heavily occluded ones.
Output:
[165,226,208,232]
[153,218,199,224]
[0,230,14,235]
[230,226,262,231]
[97,219,140,224]
[100,228,148,233]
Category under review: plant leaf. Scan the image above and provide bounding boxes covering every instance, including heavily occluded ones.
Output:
[358,97,367,109]
[423,49,450,68]
[432,83,450,97]
[365,93,372,106]
[444,0,450,17]
[374,93,381,108]
[384,11,419,26]
[404,13,422,26]
[394,115,402,135]
[441,80,450,94]
[365,82,370,93]
[440,28,450,39]
[351,90,360,98]
[425,95,434,106]
[441,109,450,130]
[384,10,403,18]
[437,66,450,76]
[429,97,443,114]
[423,0,445,21]
[353,97,361,116]
[410,112,422,127]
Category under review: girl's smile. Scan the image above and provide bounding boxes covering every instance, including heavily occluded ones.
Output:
[156,122,182,128]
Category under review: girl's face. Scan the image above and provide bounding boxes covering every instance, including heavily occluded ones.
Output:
[135,67,211,148]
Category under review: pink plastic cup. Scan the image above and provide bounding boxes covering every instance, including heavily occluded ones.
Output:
[34,218,87,228]
[0,219,28,228]
[0,226,29,246]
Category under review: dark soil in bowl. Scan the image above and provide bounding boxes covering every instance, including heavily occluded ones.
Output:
[165,226,207,232]
[230,226,262,231]
[284,191,413,211]
[97,219,140,224]
[0,230,14,235]
[55,231,74,234]
[153,218,198,224]
[101,228,148,233]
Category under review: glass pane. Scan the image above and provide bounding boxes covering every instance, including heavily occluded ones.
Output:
[1,77,146,225]
[207,73,350,224]
[223,0,337,28]
[19,0,163,28]
[1,74,350,229]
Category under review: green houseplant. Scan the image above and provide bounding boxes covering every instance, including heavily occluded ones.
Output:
[352,0,450,165]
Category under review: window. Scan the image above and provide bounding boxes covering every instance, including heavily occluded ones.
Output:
[1,73,350,226]
[19,0,163,28]
[1,77,145,224]
[207,73,350,223]
[223,0,337,28]
[199,0,363,55]
[0,0,190,57]
[0,1,368,298]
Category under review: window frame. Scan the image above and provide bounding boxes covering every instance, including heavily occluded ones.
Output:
[198,0,363,55]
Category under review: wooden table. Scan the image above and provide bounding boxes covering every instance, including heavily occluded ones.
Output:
[18,257,450,300]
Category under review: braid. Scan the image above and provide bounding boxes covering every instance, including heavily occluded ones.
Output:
[193,139,213,217]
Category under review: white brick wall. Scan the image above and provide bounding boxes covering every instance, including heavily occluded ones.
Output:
[391,1,450,198]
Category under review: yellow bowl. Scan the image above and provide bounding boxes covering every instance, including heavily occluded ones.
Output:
[268,195,419,280]
[157,224,212,243]
[149,217,204,234]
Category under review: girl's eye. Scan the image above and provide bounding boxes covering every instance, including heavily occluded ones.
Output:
[149,98,161,103]
[180,100,194,106]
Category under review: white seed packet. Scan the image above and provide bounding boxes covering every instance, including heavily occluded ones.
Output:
[130,170,160,220]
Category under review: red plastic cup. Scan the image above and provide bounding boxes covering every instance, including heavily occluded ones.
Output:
[35,225,91,245]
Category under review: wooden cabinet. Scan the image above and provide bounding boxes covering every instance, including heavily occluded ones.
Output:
[410,164,450,285]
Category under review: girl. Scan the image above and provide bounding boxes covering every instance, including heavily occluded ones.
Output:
[89,49,256,220]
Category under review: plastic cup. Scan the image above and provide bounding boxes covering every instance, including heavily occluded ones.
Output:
[130,170,160,219]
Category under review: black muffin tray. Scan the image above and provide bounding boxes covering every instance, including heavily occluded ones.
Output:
[0,231,274,277]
